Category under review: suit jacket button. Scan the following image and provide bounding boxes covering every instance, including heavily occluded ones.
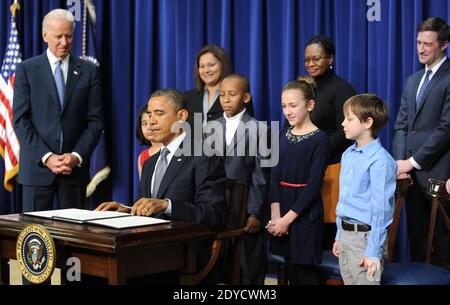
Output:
[411,130,416,134]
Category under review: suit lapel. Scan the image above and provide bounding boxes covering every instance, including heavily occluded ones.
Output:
[414,59,450,119]
[142,153,158,197]
[156,148,186,198]
[38,53,60,109]
[62,56,82,113]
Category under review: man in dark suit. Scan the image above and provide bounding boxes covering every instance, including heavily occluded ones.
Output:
[13,9,103,212]
[96,89,226,230]
[392,17,450,262]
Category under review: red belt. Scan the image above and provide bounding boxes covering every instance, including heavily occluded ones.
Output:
[280,181,308,188]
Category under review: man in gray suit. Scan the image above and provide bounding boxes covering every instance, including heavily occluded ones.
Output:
[393,17,449,262]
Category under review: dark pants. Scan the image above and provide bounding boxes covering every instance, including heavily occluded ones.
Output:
[22,179,86,212]
[406,180,450,263]
[286,260,319,285]
[240,230,267,285]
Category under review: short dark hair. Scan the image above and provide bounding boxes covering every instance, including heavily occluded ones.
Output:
[305,35,336,57]
[418,17,449,44]
[343,94,388,138]
[222,73,251,93]
[150,88,186,112]
[283,76,317,101]
[136,104,151,145]
[194,44,232,91]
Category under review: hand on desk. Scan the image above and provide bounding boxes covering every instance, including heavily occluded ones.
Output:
[95,202,132,213]
[131,198,169,216]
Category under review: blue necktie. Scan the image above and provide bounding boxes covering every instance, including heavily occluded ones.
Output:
[416,70,432,111]
[55,60,65,153]
[152,148,170,197]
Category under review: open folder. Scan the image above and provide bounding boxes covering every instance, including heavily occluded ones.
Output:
[24,208,170,229]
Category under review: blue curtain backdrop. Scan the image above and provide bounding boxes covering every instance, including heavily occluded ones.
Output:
[1,0,449,260]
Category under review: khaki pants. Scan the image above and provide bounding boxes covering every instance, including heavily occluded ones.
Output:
[339,230,384,285]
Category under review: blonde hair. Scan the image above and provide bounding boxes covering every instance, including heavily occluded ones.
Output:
[42,9,75,33]
[282,76,317,101]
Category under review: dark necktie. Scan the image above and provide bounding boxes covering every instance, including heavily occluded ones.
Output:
[55,60,65,153]
[152,147,170,197]
[416,69,432,111]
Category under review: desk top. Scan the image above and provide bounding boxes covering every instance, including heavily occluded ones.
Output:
[0,214,214,254]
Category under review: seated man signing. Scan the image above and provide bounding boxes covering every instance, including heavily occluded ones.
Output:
[96,89,226,230]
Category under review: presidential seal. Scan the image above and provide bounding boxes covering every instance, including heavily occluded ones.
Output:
[16,224,56,284]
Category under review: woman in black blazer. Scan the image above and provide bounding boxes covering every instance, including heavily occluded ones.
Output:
[304,36,356,164]
[185,45,232,129]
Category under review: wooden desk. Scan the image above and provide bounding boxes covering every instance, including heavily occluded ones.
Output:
[0,214,214,285]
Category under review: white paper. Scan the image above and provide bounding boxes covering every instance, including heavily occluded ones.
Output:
[25,208,130,223]
[88,216,170,229]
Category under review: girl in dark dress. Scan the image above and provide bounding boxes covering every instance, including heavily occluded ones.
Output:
[267,77,329,284]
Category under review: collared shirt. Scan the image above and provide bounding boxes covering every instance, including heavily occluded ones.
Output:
[46,48,69,83]
[410,56,447,170]
[42,49,82,166]
[224,109,246,146]
[415,56,447,100]
[202,88,220,127]
[335,138,397,259]
[151,132,186,216]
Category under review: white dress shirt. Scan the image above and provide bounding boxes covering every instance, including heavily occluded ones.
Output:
[42,49,82,166]
[151,132,187,216]
[224,109,246,146]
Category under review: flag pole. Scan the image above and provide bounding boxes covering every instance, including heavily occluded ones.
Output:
[10,0,20,17]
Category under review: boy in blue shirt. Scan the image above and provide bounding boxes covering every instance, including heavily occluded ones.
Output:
[333,94,397,285]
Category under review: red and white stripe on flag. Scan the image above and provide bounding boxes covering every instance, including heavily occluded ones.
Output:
[0,14,21,191]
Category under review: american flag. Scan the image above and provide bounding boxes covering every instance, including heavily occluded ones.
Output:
[0,13,21,192]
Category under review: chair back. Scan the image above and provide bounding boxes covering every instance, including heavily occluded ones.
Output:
[180,179,249,284]
[321,163,341,223]
[223,179,249,232]
[386,178,412,262]
[425,178,450,266]
[427,178,450,200]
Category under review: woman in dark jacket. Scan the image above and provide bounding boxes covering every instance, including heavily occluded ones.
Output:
[184,44,232,129]
[304,36,356,164]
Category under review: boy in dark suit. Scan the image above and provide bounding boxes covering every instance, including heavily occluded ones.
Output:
[204,74,269,284]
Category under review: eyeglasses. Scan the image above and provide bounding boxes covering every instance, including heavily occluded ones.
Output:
[303,56,329,64]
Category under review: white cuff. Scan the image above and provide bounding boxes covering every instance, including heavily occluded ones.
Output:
[72,152,83,167]
[42,152,53,165]
[409,157,422,170]
[164,199,172,216]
